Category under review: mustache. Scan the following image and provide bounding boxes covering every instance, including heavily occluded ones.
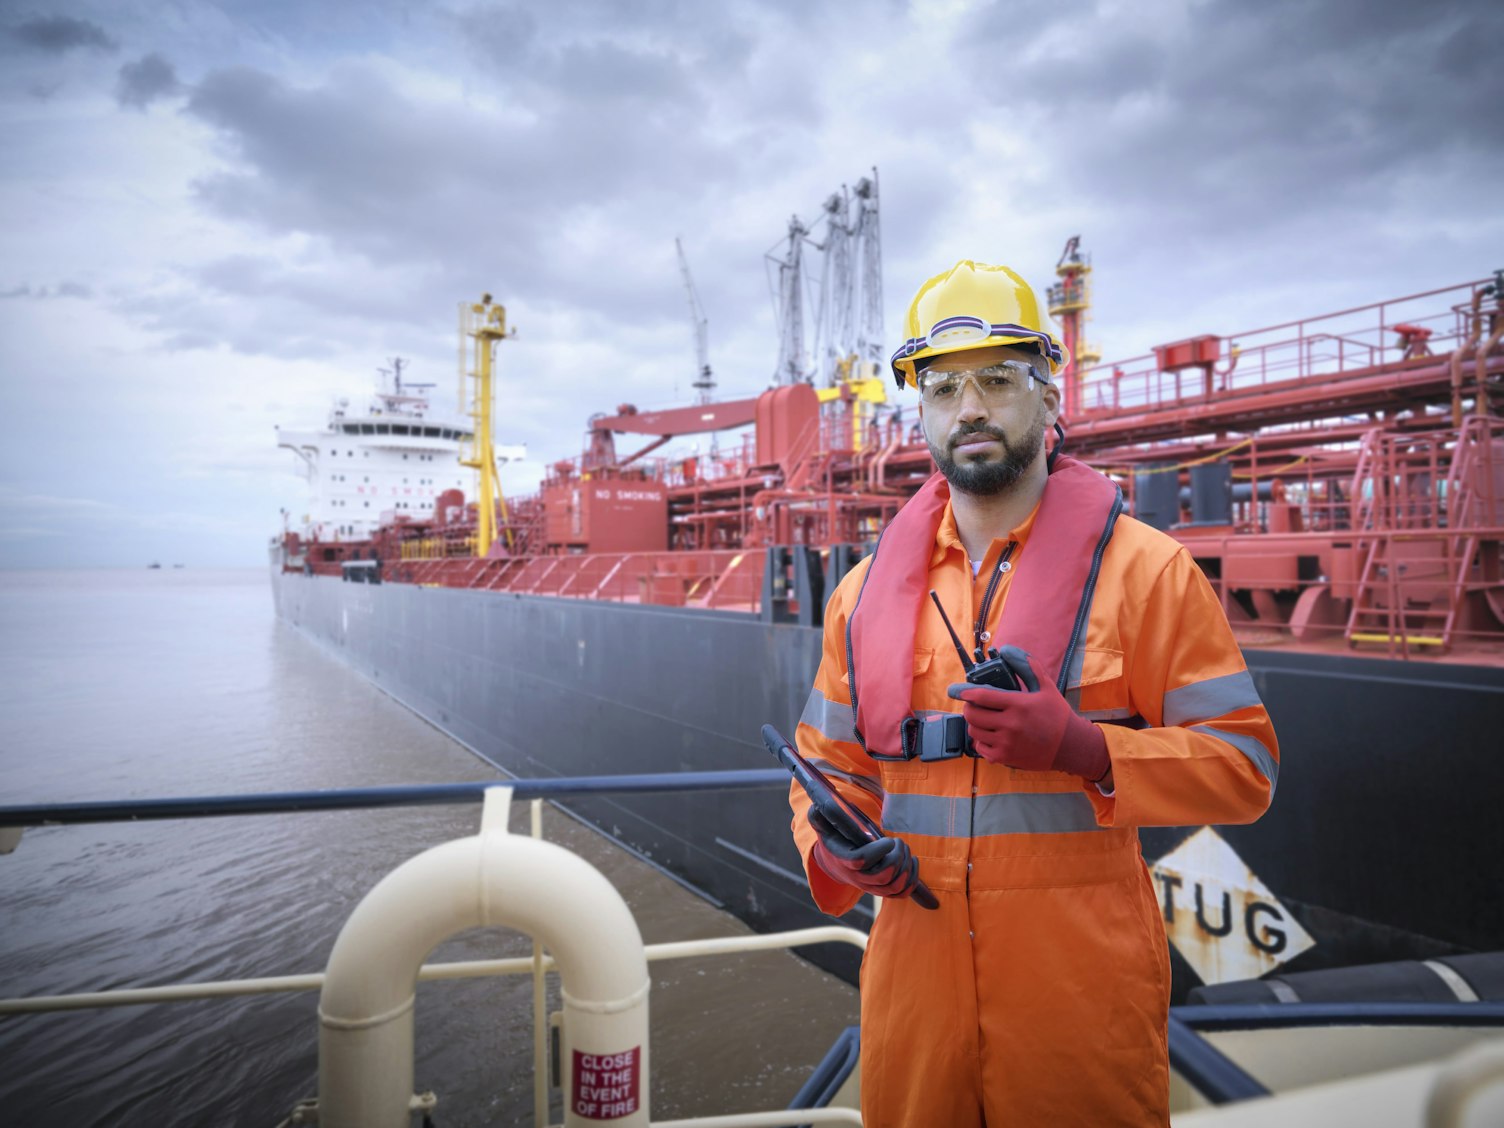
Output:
[948,423,1009,451]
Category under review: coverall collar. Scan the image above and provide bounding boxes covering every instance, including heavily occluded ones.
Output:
[932,496,1044,569]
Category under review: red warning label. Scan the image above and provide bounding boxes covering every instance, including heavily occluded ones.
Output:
[571,1047,641,1120]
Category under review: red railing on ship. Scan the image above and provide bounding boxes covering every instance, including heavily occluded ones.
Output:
[386,548,766,613]
[1075,279,1495,416]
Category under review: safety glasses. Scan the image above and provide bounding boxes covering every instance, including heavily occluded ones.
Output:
[917,360,1041,406]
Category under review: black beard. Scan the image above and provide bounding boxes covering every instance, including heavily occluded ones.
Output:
[928,413,1046,497]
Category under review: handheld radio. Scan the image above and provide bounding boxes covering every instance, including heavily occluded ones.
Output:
[928,591,1020,690]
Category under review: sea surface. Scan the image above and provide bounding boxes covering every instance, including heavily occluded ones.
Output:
[0,568,857,1127]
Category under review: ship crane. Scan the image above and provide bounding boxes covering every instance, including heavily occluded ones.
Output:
[769,171,886,393]
[459,295,515,558]
[767,171,889,449]
[584,398,760,472]
[810,173,885,390]
[768,216,809,386]
[675,237,715,405]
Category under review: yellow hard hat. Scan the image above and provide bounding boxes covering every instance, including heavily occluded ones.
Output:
[889,260,1069,389]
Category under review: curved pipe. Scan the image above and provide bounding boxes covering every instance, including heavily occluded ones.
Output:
[870,424,902,494]
[318,811,650,1127]
[1475,315,1503,405]
[1425,1037,1504,1128]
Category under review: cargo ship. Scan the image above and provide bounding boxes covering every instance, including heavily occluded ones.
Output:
[270,180,1504,997]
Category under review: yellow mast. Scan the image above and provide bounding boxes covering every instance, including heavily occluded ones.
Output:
[459,295,514,557]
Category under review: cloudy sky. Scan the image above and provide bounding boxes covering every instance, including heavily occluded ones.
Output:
[2,0,1499,568]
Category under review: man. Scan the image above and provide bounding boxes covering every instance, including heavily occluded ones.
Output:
[788,260,1277,1126]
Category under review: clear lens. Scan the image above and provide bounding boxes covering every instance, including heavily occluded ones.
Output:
[918,360,1037,406]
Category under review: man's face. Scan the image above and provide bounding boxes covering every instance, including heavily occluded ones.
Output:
[917,344,1061,497]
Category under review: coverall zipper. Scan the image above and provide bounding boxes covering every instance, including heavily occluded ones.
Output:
[972,541,1017,658]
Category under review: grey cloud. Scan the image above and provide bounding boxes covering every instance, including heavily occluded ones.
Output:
[453,0,764,104]
[551,41,692,104]
[161,331,220,352]
[113,6,873,385]
[448,4,539,65]
[1,281,93,299]
[114,282,347,361]
[116,53,182,109]
[180,60,751,320]
[9,14,117,53]
[955,0,1503,242]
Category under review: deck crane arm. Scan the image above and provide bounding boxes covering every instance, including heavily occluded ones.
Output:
[675,237,715,404]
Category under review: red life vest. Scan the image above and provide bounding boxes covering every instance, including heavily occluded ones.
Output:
[846,455,1122,759]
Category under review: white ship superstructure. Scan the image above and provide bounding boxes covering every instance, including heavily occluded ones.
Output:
[276,359,524,542]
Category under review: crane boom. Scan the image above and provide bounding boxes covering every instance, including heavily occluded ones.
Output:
[675,237,715,404]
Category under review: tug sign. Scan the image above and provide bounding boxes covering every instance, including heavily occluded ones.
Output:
[1149,827,1314,985]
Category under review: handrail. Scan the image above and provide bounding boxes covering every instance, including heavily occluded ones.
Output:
[0,926,868,1016]
[3,784,860,1126]
[0,769,788,828]
[1166,1015,1271,1105]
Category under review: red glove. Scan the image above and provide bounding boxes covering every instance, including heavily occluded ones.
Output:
[807,809,920,899]
[947,647,1110,781]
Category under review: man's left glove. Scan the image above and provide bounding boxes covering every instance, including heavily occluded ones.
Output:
[947,647,1110,782]
[807,809,920,900]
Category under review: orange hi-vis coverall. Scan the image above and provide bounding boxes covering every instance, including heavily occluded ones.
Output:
[789,465,1278,1127]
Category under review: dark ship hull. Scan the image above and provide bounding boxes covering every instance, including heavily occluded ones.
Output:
[270,568,1504,997]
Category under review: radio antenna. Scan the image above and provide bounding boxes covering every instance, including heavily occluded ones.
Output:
[929,591,975,673]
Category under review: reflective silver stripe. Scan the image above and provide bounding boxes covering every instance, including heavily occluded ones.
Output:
[1063,644,1088,710]
[799,687,858,745]
[1267,979,1301,1004]
[1164,669,1263,727]
[1191,725,1278,791]
[809,758,884,802]
[1424,960,1480,1002]
[882,791,1105,838]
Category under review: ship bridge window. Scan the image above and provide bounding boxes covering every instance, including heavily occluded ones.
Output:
[377,424,389,434]
[361,425,374,435]
[393,424,409,435]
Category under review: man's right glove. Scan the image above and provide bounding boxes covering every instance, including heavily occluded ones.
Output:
[947,646,1110,782]
[807,808,920,899]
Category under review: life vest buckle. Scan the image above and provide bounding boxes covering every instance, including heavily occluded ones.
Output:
[893,711,974,762]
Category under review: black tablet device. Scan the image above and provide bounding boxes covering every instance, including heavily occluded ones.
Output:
[761,724,939,910]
